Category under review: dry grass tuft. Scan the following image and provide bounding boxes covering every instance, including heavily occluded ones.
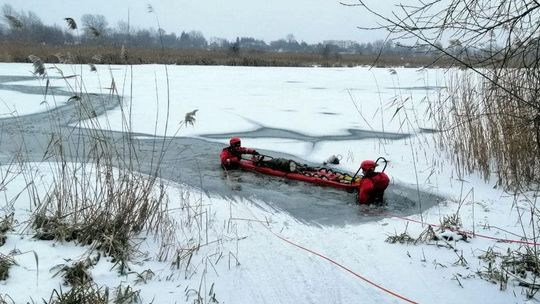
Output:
[42,282,144,304]
[0,213,14,246]
[385,231,416,244]
[477,247,510,291]
[416,225,438,243]
[439,213,462,231]
[386,213,467,246]
[185,282,220,304]
[0,253,16,281]
[114,285,142,304]
[477,245,540,297]
[32,214,72,241]
[51,256,99,286]
[44,284,108,304]
[40,281,144,304]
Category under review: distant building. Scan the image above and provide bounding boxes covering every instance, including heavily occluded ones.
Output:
[209,37,229,48]
[323,40,357,49]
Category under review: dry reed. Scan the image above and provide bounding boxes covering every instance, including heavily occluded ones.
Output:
[0,42,447,68]
[434,70,540,190]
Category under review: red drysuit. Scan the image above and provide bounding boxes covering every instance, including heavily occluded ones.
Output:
[358,172,390,204]
[220,146,258,169]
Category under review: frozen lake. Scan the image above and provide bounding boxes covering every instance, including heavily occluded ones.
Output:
[0,63,447,225]
[1,63,529,304]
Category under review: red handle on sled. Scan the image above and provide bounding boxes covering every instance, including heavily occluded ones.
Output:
[375,157,388,172]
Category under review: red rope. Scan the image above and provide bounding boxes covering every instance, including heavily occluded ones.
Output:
[386,213,539,246]
[243,201,419,303]
[272,232,419,304]
[269,211,535,304]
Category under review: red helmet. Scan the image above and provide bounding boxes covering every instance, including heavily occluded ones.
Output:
[360,160,377,171]
[230,137,241,146]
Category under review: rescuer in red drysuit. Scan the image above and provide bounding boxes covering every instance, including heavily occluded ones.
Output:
[220,137,259,170]
[358,160,390,204]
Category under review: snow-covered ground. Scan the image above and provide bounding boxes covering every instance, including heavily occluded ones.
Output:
[0,63,536,303]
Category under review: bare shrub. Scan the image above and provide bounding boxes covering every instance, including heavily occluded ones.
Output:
[185,282,220,304]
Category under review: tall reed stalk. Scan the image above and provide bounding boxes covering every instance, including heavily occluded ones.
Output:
[435,69,539,190]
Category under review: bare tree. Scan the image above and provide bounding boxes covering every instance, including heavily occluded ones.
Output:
[1,4,14,18]
[286,33,296,44]
[81,14,108,38]
[116,21,130,35]
[2,4,22,30]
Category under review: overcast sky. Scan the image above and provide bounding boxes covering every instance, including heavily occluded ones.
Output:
[2,0,409,43]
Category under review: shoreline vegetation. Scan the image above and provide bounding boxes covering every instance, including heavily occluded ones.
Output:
[0,5,489,68]
[0,42,454,68]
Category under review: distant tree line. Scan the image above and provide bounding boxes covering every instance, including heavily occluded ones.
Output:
[0,4,459,59]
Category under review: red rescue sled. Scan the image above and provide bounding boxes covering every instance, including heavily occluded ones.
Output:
[239,155,362,191]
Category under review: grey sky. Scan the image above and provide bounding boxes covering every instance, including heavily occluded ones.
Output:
[2,0,405,43]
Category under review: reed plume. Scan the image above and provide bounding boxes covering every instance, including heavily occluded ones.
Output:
[64,17,77,30]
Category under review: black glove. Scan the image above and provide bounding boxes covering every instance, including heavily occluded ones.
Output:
[253,151,260,155]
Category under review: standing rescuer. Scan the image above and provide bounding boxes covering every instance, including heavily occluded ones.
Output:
[358,160,390,204]
[220,137,259,170]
